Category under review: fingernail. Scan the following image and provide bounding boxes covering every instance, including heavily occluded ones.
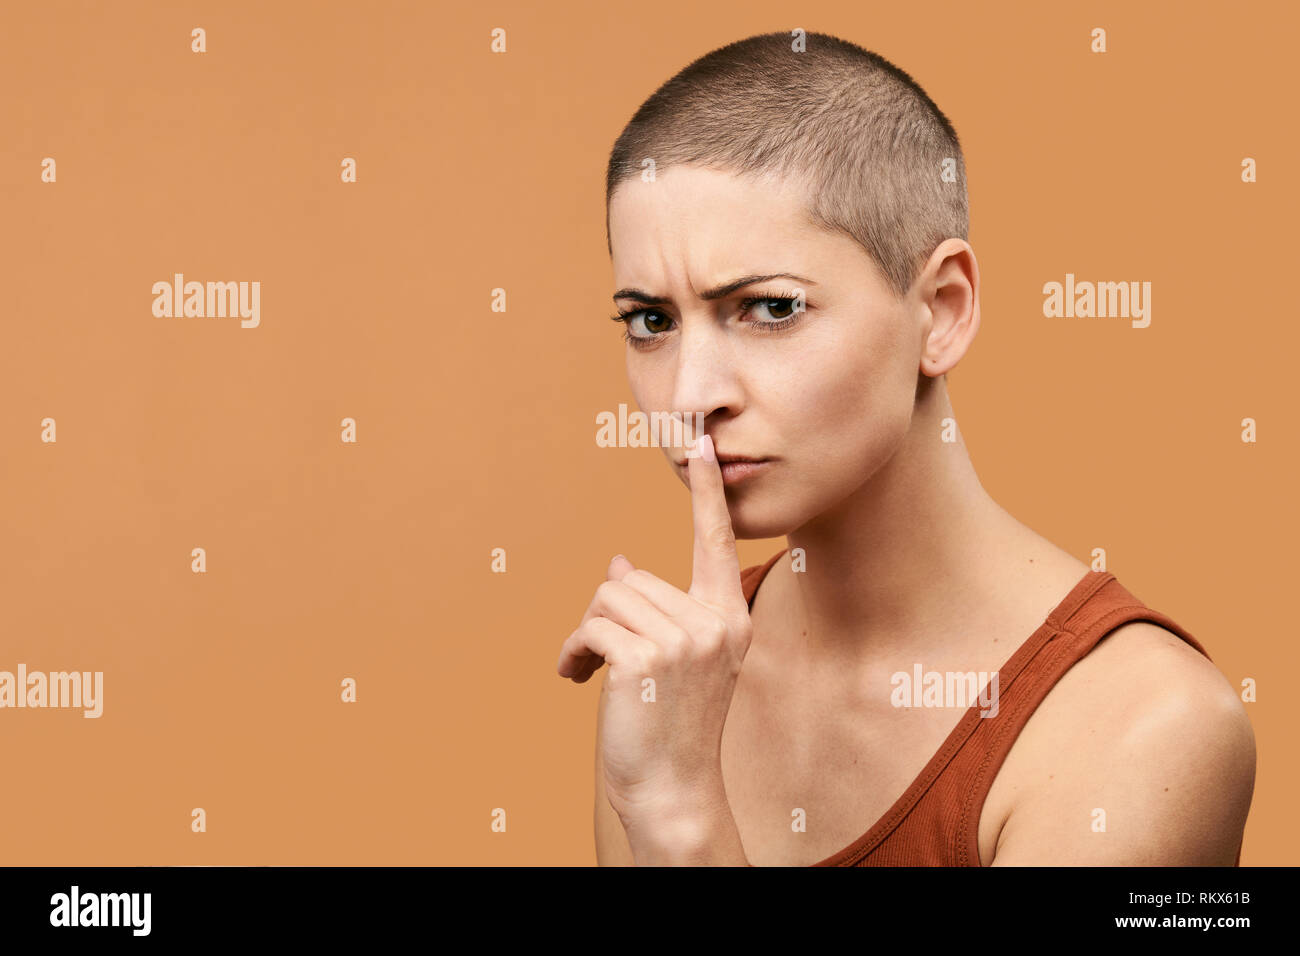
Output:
[611,553,626,564]
[699,434,716,463]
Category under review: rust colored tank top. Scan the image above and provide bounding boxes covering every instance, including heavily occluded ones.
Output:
[739,548,1242,867]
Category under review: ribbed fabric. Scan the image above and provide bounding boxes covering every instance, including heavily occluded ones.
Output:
[739,548,1242,867]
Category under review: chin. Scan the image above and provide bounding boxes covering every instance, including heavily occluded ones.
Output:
[726,495,810,540]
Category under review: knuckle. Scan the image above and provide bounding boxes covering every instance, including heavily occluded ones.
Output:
[637,643,663,673]
[660,625,691,658]
[594,579,622,607]
[689,614,729,654]
[623,568,653,588]
[703,522,736,552]
[733,615,754,645]
[702,615,730,647]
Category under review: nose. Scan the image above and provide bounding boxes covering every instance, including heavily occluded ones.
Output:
[668,312,743,432]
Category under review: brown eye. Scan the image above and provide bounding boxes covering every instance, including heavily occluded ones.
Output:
[764,298,795,319]
[745,295,802,326]
[623,309,675,342]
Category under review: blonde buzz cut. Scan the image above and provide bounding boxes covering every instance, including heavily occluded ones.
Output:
[606,31,969,302]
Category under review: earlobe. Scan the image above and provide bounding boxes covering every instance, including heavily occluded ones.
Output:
[920,355,949,381]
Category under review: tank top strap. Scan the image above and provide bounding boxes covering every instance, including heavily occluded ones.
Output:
[1046,571,1213,662]
[734,556,1239,865]
[740,548,788,610]
[956,570,1227,864]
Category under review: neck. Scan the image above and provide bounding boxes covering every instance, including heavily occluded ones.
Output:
[776,375,1035,659]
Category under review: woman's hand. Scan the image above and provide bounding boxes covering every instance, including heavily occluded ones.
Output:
[556,434,754,857]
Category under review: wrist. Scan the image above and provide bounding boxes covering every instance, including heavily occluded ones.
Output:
[617,784,749,865]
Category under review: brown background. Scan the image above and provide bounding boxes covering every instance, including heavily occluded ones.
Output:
[0,0,1293,864]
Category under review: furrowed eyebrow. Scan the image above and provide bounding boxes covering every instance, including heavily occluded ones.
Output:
[611,273,815,306]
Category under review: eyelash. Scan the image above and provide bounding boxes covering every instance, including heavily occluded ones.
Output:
[611,291,805,349]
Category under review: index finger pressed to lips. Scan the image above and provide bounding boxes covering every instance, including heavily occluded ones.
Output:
[687,433,743,608]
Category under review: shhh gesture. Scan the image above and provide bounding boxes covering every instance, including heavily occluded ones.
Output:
[556,433,754,863]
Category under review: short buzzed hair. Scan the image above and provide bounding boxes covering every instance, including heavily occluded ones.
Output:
[606,31,968,301]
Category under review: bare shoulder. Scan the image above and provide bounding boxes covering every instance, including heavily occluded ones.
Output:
[1050,618,1243,712]
[988,620,1256,865]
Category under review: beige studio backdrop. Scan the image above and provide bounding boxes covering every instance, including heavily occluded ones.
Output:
[0,0,1295,863]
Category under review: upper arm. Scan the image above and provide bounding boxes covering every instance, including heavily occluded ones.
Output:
[990,622,1256,866]
[594,670,636,866]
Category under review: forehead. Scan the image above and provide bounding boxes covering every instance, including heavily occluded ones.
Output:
[609,165,830,289]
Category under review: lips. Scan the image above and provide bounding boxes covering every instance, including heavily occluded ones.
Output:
[677,455,773,486]
[673,452,768,466]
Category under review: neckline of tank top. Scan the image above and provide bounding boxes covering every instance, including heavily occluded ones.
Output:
[740,548,1115,866]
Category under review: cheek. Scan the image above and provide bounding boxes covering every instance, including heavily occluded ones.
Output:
[625,359,687,458]
[782,320,917,478]
[624,356,661,415]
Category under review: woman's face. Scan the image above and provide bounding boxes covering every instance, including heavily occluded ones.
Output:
[607,163,929,539]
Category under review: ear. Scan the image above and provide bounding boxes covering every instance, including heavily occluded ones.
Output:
[918,238,980,379]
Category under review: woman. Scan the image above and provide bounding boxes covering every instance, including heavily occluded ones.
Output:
[555,31,1255,866]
